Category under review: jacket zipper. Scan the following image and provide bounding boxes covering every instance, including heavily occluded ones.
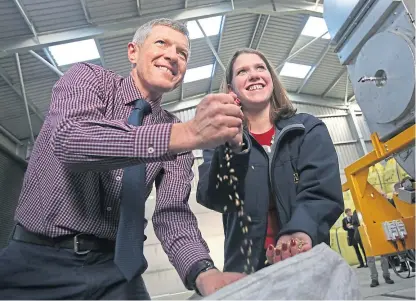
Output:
[269,125,305,229]
[246,124,304,261]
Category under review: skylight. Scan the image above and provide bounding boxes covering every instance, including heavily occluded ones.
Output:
[48,39,100,66]
[301,16,331,39]
[187,16,223,39]
[184,64,214,83]
[280,63,312,79]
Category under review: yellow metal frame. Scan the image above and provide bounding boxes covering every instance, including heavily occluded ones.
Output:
[343,124,415,257]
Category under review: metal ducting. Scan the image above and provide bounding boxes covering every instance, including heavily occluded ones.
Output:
[324,0,415,178]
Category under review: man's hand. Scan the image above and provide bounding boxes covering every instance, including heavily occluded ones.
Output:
[226,91,244,152]
[195,269,246,296]
[266,232,312,264]
[170,93,244,153]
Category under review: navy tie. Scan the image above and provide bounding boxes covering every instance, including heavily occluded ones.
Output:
[115,99,151,281]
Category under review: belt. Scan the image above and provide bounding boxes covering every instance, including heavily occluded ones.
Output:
[12,224,115,255]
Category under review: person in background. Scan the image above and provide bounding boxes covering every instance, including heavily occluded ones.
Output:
[352,209,394,287]
[0,18,246,299]
[343,208,367,268]
[196,48,344,273]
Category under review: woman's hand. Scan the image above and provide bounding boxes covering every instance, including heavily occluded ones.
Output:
[265,232,312,264]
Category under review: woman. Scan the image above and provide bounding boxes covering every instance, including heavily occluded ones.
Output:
[196,48,343,274]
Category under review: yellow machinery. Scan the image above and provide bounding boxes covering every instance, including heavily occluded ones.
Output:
[323,0,415,273]
[342,125,415,258]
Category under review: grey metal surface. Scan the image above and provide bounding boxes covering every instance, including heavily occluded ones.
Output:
[0,149,26,248]
[337,0,401,65]
[323,0,368,44]
[354,31,414,125]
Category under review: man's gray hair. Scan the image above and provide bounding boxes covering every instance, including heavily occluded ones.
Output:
[132,18,190,49]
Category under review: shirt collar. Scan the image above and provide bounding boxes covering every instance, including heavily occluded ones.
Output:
[119,73,162,115]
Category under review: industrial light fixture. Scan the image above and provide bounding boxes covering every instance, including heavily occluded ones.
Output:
[280,62,312,79]
[301,16,331,39]
[187,15,223,39]
[48,39,100,66]
[183,64,214,83]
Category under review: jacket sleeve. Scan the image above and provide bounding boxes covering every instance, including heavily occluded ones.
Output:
[342,218,348,231]
[196,133,251,213]
[277,122,344,245]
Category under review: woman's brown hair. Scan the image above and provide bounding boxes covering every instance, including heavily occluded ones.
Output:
[220,48,296,122]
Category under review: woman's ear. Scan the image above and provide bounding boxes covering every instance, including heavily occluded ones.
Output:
[227,84,233,93]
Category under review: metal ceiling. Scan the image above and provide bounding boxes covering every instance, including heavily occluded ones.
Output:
[0,0,354,144]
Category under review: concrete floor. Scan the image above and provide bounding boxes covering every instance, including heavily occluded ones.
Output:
[151,261,415,300]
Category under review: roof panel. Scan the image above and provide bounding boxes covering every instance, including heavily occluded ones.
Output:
[183,78,210,98]
[88,0,138,23]
[187,0,226,8]
[21,0,88,33]
[0,0,32,40]
[99,34,132,77]
[188,37,218,69]
[162,86,182,103]
[0,114,43,140]
[140,0,184,15]
[258,14,307,67]
[23,76,56,114]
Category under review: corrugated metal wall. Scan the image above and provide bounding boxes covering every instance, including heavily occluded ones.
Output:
[0,149,26,248]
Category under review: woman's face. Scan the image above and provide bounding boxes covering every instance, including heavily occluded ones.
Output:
[230,53,273,110]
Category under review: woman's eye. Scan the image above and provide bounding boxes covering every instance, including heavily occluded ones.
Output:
[238,70,247,75]
[257,66,266,71]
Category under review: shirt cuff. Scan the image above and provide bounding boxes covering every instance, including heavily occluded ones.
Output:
[173,244,212,285]
[134,123,176,161]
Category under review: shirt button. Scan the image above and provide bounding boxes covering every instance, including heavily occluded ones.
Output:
[106,207,112,211]
[148,146,155,154]
[116,176,121,181]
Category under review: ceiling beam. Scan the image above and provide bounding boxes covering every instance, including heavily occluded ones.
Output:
[296,41,331,93]
[248,15,262,48]
[12,0,39,43]
[276,31,328,70]
[276,14,308,72]
[209,15,226,93]
[80,0,93,24]
[196,20,225,72]
[0,0,323,57]
[29,50,64,77]
[255,15,270,50]
[15,53,35,144]
[321,68,347,98]
[136,0,142,16]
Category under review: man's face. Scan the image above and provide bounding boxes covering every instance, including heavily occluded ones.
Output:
[128,25,189,98]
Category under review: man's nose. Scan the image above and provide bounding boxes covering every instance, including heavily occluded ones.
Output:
[164,46,178,62]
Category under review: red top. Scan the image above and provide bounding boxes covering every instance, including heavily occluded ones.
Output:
[251,127,280,249]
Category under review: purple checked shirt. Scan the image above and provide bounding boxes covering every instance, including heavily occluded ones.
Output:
[15,63,211,283]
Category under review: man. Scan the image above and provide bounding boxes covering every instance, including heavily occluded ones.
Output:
[342,208,367,268]
[0,19,245,299]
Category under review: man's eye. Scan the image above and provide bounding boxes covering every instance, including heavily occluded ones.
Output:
[155,40,165,45]
[179,51,188,59]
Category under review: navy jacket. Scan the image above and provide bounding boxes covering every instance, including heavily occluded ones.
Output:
[196,113,344,273]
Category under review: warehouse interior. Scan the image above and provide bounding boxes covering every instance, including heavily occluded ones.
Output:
[0,0,414,299]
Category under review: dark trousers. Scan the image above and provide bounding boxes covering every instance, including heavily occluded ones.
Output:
[353,240,367,266]
[0,240,150,300]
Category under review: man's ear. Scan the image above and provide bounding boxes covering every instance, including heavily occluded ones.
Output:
[127,42,138,64]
